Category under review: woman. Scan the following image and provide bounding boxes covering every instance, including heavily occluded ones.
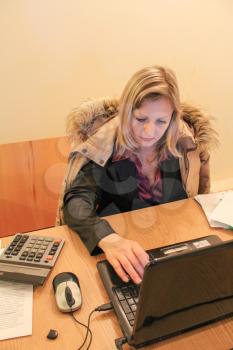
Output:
[61,65,217,284]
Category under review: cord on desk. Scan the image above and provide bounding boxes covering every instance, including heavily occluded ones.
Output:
[95,302,113,312]
[71,310,94,350]
[71,302,113,350]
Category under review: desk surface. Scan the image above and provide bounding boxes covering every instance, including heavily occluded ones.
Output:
[1,198,233,350]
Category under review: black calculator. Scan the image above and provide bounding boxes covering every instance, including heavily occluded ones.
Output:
[0,233,65,285]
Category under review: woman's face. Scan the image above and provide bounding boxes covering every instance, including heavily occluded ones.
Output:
[131,96,174,149]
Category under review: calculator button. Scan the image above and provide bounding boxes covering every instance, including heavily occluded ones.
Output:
[45,238,53,242]
[4,250,12,255]
[13,235,22,242]
[27,257,33,261]
[21,236,29,243]
[46,255,54,260]
[29,252,36,257]
[36,253,43,258]
[20,257,26,260]
[34,258,41,262]
[11,251,19,255]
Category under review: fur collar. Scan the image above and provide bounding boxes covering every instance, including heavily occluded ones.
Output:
[66,97,218,152]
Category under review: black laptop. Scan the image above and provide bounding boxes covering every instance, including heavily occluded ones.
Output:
[97,235,233,348]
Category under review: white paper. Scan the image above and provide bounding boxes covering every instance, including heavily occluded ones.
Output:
[210,190,233,228]
[0,248,33,340]
[195,191,230,228]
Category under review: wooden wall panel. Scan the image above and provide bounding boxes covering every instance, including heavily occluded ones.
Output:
[0,136,70,237]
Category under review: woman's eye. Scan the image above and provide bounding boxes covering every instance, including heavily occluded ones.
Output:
[157,120,167,124]
[136,118,147,123]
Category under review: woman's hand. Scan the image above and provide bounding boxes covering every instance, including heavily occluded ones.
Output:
[98,234,149,284]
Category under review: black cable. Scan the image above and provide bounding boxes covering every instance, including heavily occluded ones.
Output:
[95,303,113,312]
[71,311,94,350]
[71,302,113,350]
[84,309,95,350]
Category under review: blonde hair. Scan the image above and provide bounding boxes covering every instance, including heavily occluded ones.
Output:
[116,65,182,162]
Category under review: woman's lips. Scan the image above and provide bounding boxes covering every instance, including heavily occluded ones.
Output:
[139,137,155,141]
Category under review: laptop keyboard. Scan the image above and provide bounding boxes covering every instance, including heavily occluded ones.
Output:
[114,284,140,326]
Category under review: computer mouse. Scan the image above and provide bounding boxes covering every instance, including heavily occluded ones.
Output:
[52,272,82,312]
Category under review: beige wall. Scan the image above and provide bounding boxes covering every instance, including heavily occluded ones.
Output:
[0,0,233,187]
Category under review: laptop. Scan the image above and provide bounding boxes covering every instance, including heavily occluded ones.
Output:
[97,235,233,348]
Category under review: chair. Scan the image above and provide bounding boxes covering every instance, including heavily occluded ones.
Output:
[0,136,70,237]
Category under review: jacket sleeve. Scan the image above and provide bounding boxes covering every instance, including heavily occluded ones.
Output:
[198,150,210,194]
[62,161,115,255]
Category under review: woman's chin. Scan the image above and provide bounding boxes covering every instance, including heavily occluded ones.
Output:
[139,139,157,148]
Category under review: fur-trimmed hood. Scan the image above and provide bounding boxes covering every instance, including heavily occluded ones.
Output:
[56,97,218,226]
[66,97,218,152]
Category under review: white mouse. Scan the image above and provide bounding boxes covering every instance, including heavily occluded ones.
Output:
[52,272,82,312]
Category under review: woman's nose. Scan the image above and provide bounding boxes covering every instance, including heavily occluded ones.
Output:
[143,122,155,136]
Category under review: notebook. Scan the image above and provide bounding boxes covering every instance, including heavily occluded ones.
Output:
[97,235,233,348]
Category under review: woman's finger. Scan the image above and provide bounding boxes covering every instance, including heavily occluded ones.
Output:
[107,255,130,283]
[126,250,145,278]
[132,242,149,268]
[117,254,142,284]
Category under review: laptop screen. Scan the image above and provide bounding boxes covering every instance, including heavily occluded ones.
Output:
[134,240,233,344]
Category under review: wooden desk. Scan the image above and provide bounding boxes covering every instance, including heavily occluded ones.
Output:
[1,198,233,350]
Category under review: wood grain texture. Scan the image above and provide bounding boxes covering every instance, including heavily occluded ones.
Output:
[0,136,70,237]
[1,199,233,350]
